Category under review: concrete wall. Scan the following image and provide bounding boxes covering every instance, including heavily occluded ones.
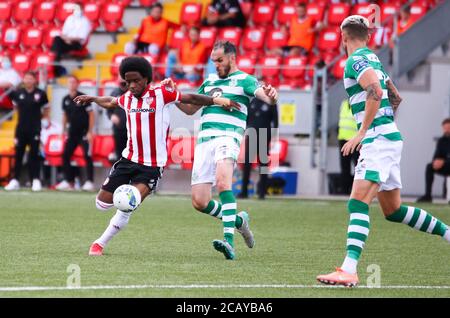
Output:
[395,62,450,196]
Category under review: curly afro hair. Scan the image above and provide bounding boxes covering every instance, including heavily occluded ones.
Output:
[119,56,153,83]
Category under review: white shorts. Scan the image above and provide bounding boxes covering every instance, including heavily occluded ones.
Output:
[354,137,403,191]
[191,136,241,186]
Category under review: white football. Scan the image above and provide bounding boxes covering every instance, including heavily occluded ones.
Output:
[113,184,141,212]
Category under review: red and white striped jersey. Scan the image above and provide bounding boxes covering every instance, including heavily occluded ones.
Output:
[116,85,181,167]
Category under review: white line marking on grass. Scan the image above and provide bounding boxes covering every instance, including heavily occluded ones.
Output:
[1,284,450,292]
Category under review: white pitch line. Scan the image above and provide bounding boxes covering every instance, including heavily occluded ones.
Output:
[1,284,450,292]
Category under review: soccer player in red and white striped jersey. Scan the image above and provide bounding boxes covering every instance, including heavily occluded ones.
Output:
[74,56,239,256]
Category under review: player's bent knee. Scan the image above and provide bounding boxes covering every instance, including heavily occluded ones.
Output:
[192,196,208,211]
[96,197,114,212]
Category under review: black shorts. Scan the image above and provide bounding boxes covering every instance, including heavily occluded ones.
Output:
[101,157,163,194]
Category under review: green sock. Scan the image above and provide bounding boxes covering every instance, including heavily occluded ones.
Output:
[219,190,236,247]
[386,205,449,237]
[346,199,370,261]
[200,199,243,228]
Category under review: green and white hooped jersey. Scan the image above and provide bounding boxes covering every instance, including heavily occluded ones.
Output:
[344,47,402,144]
[197,70,259,146]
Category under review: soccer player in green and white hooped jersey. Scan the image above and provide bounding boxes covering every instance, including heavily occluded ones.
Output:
[317,15,450,287]
[176,41,278,260]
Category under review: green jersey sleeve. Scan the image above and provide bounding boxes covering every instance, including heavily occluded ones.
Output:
[242,75,260,97]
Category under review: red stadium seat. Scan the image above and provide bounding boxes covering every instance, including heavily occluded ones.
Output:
[110,53,128,78]
[351,3,375,19]
[11,52,31,74]
[180,2,202,26]
[331,56,347,79]
[13,1,35,25]
[0,1,12,24]
[281,55,307,82]
[44,134,64,166]
[139,53,158,66]
[101,3,124,32]
[71,144,87,167]
[83,2,101,30]
[218,27,242,47]
[78,79,97,87]
[410,3,428,22]
[1,26,22,51]
[277,3,296,25]
[31,52,55,79]
[381,3,399,25]
[260,55,281,78]
[115,0,132,7]
[259,55,282,87]
[92,135,115,167]
[237,54,256,75]
[321,50,339,65]
[317,27,341,52]
[242,27,266,55]
[240,1,252,20]
[139,0,158,6]
[199,27,217,50]
[99,79,119,95]
[327,3,351,26]
[22,26,44,50]
[306,3,325,24]
[35,1,57,25]
[266,27,288,51]
[42,25,61,50]
[268,139,288,169]
[252,3,276,26]
[168,28,186,50]
[56,2,77,25]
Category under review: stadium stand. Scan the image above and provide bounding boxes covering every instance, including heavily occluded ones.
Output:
[0,0,443,189]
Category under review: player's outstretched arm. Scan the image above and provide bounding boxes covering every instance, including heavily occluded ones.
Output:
[255,84,278,105]
[74,95,118,109]
[386,79,402,111]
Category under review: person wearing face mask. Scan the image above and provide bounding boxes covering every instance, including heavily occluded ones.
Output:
[50,4,91,63]
[4,71,50,192]
[0,57,22,109]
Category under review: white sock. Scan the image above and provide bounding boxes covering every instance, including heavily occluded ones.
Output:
[95,210,132,247]
[444,229,450,243]
[341,256,358,274]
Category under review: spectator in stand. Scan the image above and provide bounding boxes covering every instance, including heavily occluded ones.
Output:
[55,76,95,191]
[165,26,207,83]
[397,5,414,36]
[107,77,128,161]
[4,71,50,192]
[271,3,323,56]
[203,0,246,29]
[124,2,177,56]
[51,3,91,62]
[0,57,22,109]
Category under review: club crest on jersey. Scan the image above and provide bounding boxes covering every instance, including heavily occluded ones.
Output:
[230,78,237,87]
[145,97,154,105]
[34,93,41,102]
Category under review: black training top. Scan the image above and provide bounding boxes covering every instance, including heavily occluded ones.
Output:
[10,87,49,133]
[62,91,92,136]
